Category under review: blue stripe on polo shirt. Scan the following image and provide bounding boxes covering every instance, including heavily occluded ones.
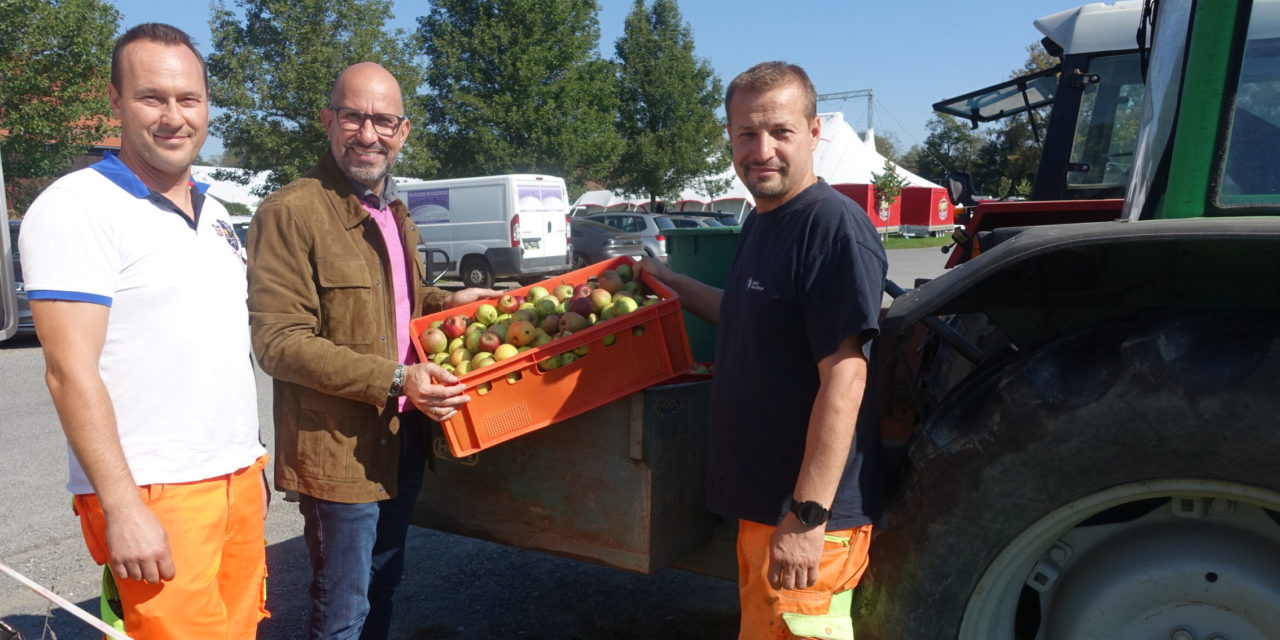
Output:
[27,290,113,307]
[90,150,212,197]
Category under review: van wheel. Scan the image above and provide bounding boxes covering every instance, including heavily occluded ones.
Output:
[571,252,589,270]
[460,257,494,289]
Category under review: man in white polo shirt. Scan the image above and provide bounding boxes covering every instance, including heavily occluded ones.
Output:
[19,23,268,640]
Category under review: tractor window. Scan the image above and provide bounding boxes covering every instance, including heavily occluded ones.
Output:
[1124,0,1192,220]
[1066,53,1145,190]
[1216,0,1280,208]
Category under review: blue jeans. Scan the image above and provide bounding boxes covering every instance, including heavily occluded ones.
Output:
[298,413,427,640]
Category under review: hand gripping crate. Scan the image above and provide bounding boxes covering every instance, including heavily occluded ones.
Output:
[409,256,694,456]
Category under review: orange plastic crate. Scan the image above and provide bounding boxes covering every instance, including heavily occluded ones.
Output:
[409,256,694,456]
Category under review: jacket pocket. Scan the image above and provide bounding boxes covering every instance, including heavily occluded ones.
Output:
[297,407,361,483]
[315,258,375,345]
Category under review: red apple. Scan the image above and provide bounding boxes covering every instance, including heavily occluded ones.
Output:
[496,294,521,314]
[477,331,502,353]
[572,284,592,300]
[568,296,594,317]
[441,314,469,340]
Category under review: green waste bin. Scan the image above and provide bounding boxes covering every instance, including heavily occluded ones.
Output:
[664,227,742,362]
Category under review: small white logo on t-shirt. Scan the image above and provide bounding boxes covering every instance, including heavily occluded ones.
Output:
[746,277,765,292]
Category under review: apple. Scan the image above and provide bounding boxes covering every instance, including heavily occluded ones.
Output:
[599,306,616,322]
[473,303,499,326]
[572,284,592,300]
[518,302,536,312]
[555,301,568,314]
[642,295,661,306]
[568,296,594,317]
[432,352,451,365]
[464,330,483,353]
[540,313,561,335]
[473,353,496,369]
[512,308,539,325]
[533,296,559,318]
[441,314,469,339]
[447,336,465,353]
[450,348,473,367]
[559,312,589,333]
[528,286,550,301]
[598,269,624,294]
[623,280,640,295]
[477,331,502,353]
[455,360,472,375]
[553,283,574,301]
[615,263,633,282]
[420,328,448,354]
[538,354,563,372]
[602,334,616,347]
[466,322,487,336]
[612,296,639,316]
[429,320,444,330]
[532,331,554,347]
[494,344,519,361]
[440,363,456,374]
[589,288,612,313]
[573,344,590,357]
[560,352,578,366]
[507,321,536,347]
[495,313,512,323]
[496,294,521,315]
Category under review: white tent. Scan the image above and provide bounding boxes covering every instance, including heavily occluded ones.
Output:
[571,110,939,218]
[190,166,272,210]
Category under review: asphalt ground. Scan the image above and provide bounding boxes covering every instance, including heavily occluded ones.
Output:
[0,246,948,639]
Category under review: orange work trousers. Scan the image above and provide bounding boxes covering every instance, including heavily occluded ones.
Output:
[737,519,873,640]
[74,454,270,640]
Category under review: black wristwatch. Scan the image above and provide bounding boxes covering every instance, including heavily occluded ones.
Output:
[789,498,831,527]
[388,364,406,397]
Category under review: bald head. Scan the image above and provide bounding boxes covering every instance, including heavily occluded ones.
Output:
[322,62,410,192]
[329,62,404,113]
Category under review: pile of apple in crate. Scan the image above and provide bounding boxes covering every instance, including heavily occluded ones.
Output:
[409,256,693,456]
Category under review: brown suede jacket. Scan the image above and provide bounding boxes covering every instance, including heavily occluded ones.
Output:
[248,153,451,503]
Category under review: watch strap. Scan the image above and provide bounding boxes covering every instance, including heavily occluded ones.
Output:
[388,364,406,397]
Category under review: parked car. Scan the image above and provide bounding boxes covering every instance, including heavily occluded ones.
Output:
[668,215,724,228]
[8,220,33,337]
[582,212,674,260]
[229,214,253,260]
[569,218,645,269]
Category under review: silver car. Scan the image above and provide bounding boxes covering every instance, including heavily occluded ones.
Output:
[8,220,33,337]
[569,218,645,269]
[583,212,675,260]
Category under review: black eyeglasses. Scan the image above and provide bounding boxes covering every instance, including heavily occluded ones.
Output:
[329,106,407,136]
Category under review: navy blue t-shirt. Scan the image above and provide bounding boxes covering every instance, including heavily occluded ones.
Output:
[708,180,888,529]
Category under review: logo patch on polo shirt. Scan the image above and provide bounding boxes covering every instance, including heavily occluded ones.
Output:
[212,219,244,260]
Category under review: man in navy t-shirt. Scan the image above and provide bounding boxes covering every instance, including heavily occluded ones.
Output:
[640,61,887,640]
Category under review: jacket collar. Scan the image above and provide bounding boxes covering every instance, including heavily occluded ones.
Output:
[311,152,411,232]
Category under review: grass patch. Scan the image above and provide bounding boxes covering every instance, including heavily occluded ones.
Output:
[883,235,954,250]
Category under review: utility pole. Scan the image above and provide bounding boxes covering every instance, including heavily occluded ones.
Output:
[817,89,874,135]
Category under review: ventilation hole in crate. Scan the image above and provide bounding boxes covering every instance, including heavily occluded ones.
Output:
[505,371,523,385]
[476,382,493,395]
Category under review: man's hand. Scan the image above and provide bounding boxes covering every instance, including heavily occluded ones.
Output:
[404,362,471,422]
[632,256,675,285]
[768,514,826,590]
[106,502,175,584]
[443,288,503,309]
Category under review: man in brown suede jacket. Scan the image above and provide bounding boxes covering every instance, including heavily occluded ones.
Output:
[246,62,498,640]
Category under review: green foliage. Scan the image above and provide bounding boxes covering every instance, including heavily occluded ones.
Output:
[610,0,729,204]
[913,113,981,183]
[208,0,431,196]
[222,201,252,216]
[0,0,119,214]
[871,159,909,206]
[417,0,621,191]
[874,131,901,164]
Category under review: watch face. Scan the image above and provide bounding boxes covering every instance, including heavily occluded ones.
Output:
[795,501,829,526]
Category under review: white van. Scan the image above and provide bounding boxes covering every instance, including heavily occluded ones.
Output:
[398,174,571,288]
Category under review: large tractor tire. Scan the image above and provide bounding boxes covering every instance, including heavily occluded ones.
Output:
[858,311,1280,640]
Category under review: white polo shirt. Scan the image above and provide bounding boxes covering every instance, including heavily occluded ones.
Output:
[20,152,265,494]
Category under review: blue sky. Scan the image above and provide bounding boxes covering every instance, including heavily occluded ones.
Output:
[110,0,1077,156]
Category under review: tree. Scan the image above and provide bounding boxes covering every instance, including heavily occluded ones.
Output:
[871,158,909,210]
[917,114,983,185]
[610,0,728,204]
[417,0,622,192]
[208,0,431,197]
[874,131,901,164]
[0,0,119,215]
